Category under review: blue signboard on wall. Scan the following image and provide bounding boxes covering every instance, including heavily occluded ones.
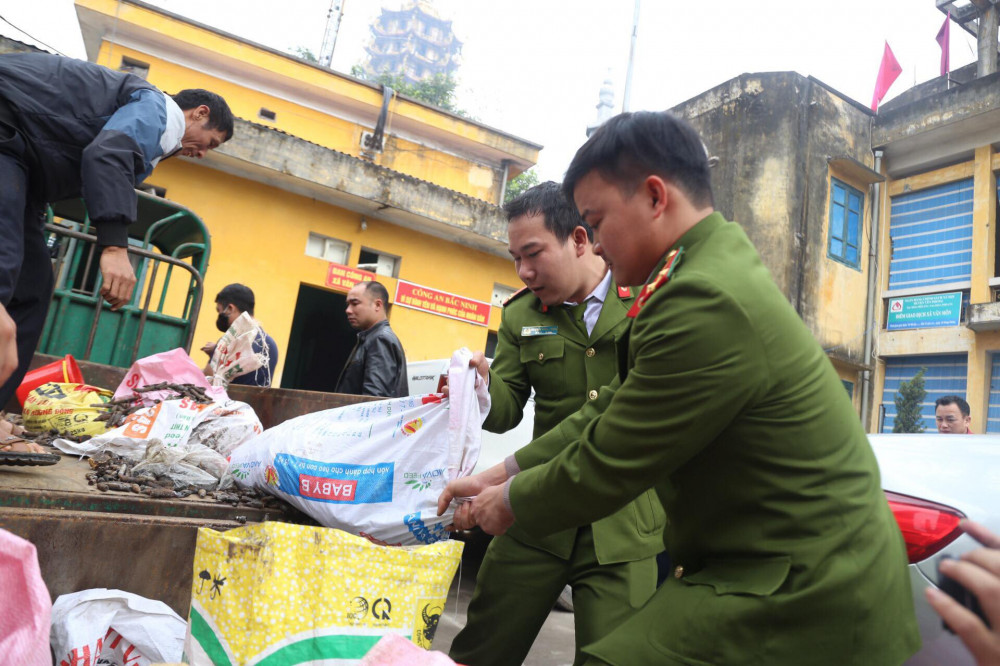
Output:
[886,292,963,331]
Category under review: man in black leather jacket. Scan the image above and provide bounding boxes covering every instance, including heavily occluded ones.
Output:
[335,281,409,397]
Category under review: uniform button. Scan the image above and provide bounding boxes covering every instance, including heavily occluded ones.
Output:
[538,352,544,361]
[588,389,598,400]
[674,565,684,579]
[586,347,595,357]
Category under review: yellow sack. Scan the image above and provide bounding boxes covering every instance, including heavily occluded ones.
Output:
[22,382,112,438]
[183,522,463,665]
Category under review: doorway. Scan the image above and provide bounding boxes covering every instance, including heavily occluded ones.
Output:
[281,284,355,392]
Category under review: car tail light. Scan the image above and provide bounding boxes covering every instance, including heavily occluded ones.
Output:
[885,491,966,564]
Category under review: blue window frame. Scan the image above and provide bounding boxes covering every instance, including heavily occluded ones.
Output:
[828,178,864,269]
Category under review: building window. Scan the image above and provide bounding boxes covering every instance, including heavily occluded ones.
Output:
[888,178,973,291]
[358,248,400,278]
[258,108,277,122]
[305,232,349,264]
[485,331,499,358]
[491,283,516,308]
[842,379,854,399]
[119,56,149,79]
[828,178,863,269]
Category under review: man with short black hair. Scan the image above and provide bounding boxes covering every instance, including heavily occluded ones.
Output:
[0,52,234,407]
[935,395,972,434]
[336,281,408,397]
[202,284,278,387]
[441,111,919,665]
[448,181,662,666]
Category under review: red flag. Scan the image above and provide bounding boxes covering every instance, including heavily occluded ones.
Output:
[871,41,902,111]
[936,12,951,76]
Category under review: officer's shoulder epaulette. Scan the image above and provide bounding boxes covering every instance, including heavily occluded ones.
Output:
[503,287,532,307]
[627,247,684,318]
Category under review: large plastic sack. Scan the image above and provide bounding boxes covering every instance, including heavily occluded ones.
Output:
[229,349,488,545]
[22,382,113,437]
[191,400,263,457]
[0,528,51,666]
[183,522,464,665]
[53,397,261,489]
[51,589,186,666]
[209,311,270,387]
[114,348,228,405]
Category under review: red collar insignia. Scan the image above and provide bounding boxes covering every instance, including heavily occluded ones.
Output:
[617,285,631,298]
[626,248,684,318]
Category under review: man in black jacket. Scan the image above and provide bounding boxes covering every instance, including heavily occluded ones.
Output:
[0,53,233,406]
[336,281,409,398]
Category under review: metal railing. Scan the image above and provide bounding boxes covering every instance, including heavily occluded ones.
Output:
[43,223,205,366]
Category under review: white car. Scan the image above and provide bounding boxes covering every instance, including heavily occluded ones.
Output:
[870,433,1000,665]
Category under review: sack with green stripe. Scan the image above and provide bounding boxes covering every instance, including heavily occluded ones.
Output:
[183,521,463,665]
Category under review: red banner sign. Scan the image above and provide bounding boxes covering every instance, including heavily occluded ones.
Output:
[394,280,491,327]
[325,263,377,291]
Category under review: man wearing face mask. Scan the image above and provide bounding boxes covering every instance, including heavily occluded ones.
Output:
[201,284,278,387]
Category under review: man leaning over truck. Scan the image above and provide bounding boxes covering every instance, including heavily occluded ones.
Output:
[0,52,233,409]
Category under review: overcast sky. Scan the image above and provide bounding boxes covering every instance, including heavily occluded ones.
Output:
[1,1,978,180]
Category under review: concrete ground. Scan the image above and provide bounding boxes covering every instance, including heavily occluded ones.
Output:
[431,534,577,666]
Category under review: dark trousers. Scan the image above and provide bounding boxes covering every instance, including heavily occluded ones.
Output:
[0,119,53,407]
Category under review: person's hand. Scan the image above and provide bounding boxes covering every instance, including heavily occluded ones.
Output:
[471,483,515,536]
[441,351,489,397]
[926,520,1000,665]
[0,303,16,386]
[437,462,508,530]
[201,341,217,357]
[99,246,136,311]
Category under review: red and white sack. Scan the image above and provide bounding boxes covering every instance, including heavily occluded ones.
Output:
[228,348,488,545]
[210,311,270,387]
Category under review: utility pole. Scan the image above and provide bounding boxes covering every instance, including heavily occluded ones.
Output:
[622,0,640,112]
[319,0,346,68]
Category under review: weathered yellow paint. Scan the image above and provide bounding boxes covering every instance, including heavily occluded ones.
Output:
[830,359,861,413]
[149,159,519,385]
[886,161,974,197]
[78,0,539,203]
[96,43,503,202]
[69,0,545,386]
[817,167,871,360]
[874,148,1000,432]
[971,146,997,304]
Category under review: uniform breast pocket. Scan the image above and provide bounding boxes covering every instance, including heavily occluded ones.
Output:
[519,336,565,366]
[519,336,567,396]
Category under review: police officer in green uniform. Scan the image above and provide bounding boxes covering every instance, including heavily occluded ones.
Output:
[442,113,920,665]
[447,181,665,666]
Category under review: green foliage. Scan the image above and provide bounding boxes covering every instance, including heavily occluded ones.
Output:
[290,46,319,63]
[893,367,927,433]
[504,168,540,204]
[352,66,468,117]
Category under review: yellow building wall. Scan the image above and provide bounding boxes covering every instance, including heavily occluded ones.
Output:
[96,42,501,202]
[830,360,861,412]
[870,155,1000,434]
[147,159,518,385]
[815,166,873,417]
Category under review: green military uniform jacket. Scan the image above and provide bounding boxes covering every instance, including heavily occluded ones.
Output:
[509,213,920,665]
[485,278,665,564]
